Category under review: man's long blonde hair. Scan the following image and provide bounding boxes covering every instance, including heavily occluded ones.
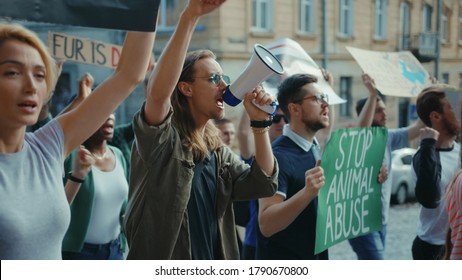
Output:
[171,49,222,161]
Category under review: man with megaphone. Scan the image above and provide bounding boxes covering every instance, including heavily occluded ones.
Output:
[123,0,278,260]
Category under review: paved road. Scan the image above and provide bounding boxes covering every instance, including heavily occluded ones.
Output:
[329,202,420,260]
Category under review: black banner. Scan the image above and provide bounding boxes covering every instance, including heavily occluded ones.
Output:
[0,0,160,31]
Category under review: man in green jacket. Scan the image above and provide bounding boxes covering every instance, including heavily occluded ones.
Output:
[123,0,278,260]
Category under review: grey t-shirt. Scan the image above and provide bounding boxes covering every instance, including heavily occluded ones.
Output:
[0,119,70,259]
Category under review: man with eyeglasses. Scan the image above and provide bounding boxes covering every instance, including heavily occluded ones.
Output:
[256,73,330,259]
[348,73,424,260]
[124,0,278,260]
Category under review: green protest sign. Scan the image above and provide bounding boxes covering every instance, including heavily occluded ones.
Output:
[315,127,388,254]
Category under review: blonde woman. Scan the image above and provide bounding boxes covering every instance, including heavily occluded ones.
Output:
[0,22,155,259]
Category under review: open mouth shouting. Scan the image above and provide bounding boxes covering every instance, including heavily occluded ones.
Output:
[18,99,38,114]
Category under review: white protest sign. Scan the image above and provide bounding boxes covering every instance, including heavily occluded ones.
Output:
[48,32,122,69]
[265,38,346,104]
[346,46,431,97]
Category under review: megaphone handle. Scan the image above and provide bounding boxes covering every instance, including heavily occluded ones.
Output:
[251,100,278,116]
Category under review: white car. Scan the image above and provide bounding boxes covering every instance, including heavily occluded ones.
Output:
[390,148,417,205]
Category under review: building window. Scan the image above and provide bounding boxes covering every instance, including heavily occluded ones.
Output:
[158,0,179,31]
[252,0,273,32]
[459,6,462,43]
[340,77,352,117]
[399,2,411,49]
[338,0,354,37]
[442,73,449,84]
[299,0,315,34]
[422,4,433,32]
[441,9,449,43]
[374,0,388,39]
[459,73,462,89]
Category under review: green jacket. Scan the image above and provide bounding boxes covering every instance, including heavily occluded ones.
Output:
[124,108,278,260]
[62,146,128,253]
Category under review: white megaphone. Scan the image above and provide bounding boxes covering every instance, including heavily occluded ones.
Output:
[223,44,284,116]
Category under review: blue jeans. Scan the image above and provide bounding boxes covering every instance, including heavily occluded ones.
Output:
[348,225,387,260]
[62,238,124,260]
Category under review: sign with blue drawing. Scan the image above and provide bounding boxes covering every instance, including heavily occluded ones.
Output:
[346,46,431,97]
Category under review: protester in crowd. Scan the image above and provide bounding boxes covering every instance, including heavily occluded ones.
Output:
[52,54,155,181]
[0,20,155,259]
[108,54,156,174]
[62,113,128,260]
[214,117,246,258]
[215,118,236,147]
[347,73,423,260]
[256,73,328,259]
[444,107,462,260]
[240,70,332,260]
[411,85,460,260]
[446,170,462,260]
[237,106,287,260]
[123,0,278,260]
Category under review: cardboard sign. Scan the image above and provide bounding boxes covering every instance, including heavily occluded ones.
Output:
[265,38,346,105]
[315,127,388,254]
[347,46,431,97]
[48,32,122,69]
[0,0,160,31]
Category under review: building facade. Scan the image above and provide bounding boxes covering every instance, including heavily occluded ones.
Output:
[155,0,462,129]
[4,0,461,130]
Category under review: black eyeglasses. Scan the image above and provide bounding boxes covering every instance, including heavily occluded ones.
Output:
[195,74,231,86]
[298,93,329,105]
[272,114,288,123]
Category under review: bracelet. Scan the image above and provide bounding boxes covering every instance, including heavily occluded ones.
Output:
[68,172,85,183]
[251,127,270,134]
[250,118,273,128]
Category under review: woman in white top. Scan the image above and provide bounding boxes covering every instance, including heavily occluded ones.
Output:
[63,114,129,260]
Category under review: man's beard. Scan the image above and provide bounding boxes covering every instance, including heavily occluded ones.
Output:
[442,115,461,137]
[303,118,327,133]
[372,120,386,127]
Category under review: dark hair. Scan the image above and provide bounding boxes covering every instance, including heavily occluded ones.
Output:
[277,73,318,121]
[355,96,384,117]
[416,85,446,127]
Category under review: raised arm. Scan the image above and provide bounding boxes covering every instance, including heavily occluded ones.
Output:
[58,30,156,157]
[57,73,94,116]
[64,146,94,204]
[413,127,442,208]
[357,73,378,127]
[237,109,255,161]
[144,0,226,126]
[407,118,426,141]
[242,87,275,176]
[317,68,335,149]
[259,161,325,237]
